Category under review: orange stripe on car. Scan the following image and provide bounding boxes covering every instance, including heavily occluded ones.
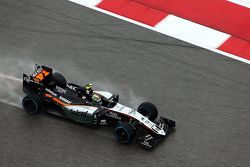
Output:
[45,94,53,98]
[52,98,69,106]
[35,73,44,81]
[44,94,95,107]
[42,70,50,76]
[44,94,68,106]
[34,70,50,81]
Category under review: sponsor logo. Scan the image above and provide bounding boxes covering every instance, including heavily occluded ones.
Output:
[140,141,152,148]
[158,123,165,129]
[59,96,72,104]
[143,119,154,127]
[69,109,88,117]
[31,67,42,78]
[56,86,66,94]
[45,88,57,97]
[100,120,107,125]
[145,135,153,141]
[67,84,77,91]
[106,112,121,120]
[152,125,162,131]
[119,106,125,111]
[24,76,31,83]
[128,109,135,115]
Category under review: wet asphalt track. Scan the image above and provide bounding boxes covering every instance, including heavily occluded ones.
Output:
[0,0,250,167]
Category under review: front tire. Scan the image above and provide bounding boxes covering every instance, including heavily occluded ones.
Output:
[137,102,158,121]
[22,95,44,114]
[114,122,135,144]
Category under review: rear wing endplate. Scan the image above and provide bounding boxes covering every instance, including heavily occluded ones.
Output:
[23,64,53,94]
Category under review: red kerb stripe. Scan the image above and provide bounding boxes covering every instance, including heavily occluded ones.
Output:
[132,0,250,41]
[97,0,168,26]
[218,37,250,60]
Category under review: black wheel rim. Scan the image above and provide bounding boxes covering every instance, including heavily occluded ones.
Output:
[116,128,129,143]
[23,99,38,113]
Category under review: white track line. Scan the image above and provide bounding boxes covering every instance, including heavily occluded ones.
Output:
[69,0,103,6]
[228,0,250,8]
[155,15,231,48]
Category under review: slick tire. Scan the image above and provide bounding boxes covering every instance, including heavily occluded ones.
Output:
[115,122,135,144]
[52,72,67,88]
[22,95,44,114]
[137,102,158,121]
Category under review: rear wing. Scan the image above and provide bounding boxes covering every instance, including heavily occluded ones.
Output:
[23,64,53,94]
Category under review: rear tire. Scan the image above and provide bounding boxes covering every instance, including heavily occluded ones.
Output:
[52,72,67,88]
[114,122,135,144]
[22,95,44,114]
[137,102,158,121]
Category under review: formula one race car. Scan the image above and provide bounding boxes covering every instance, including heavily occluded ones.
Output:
[22,64,175,149]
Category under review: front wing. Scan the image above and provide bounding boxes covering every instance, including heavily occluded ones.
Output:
[136,117,175,150]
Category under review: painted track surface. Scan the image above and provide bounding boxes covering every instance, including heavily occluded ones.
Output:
[0,0,250,166]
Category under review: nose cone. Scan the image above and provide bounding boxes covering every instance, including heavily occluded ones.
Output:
[151,124,166,136]
[158,129,166,136]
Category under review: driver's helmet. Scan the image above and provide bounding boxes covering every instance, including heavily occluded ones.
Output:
[85,83,93,90]
[92,94,102,104]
